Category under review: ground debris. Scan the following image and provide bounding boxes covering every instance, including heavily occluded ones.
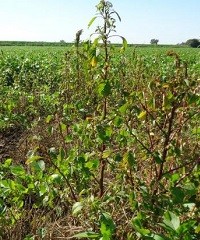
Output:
[0,126,24,162]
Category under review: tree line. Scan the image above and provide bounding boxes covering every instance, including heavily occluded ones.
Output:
[150,38,200,48]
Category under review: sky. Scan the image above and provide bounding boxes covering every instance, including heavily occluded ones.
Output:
[0,0,199,44]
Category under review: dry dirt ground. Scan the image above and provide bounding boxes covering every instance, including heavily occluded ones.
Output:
[0,121,65,164]
[0,126,25,163]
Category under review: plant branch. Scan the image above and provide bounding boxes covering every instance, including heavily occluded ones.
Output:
[47,155,78,202]
[158,105,176,180]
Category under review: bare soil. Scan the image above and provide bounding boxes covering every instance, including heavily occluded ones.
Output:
[0,126,25,162]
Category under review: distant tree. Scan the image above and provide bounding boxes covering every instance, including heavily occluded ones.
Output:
[150,39,159,45]
[185,39,200,48]
[59,40,66,46]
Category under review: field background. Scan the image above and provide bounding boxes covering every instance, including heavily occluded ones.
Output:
[0,43,200,239]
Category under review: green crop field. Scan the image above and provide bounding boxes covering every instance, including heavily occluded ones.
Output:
[0,1,200,240]
[0,46,200,239]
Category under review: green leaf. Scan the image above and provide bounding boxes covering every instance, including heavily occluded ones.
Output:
[96,125,110,142]
[152,234,170,240]
[88,16,97,28]
[46,114,53,123]
[39,183,48,196]
[37,227,47,238]
[171,187,184,204]
[163,211,180,231]
[119,102,129,114]
[113,10,121,22]
[37,160,45,171]
[3,158,12,167]
[91,56,97,67]
[26,155,42,164]
[114,116,123,127]
[92,37,99,48]
[120,36,128,51]
[97,81,111,97]
[114,153,122,162]
[171,173,180,183]
[85,159,99,169]
[31,160,45,173]
[153,152,162,164]
[23,235,35,240]
[132,215,151,237]
[177,220,196,235]
[102,149,112,159]
[139,228,151,236]
[72,202,83,216]
[10,165,25,176]
[57,148,65,162]
[49,174,62,184]
[182,183,197,196]
[123,151,135,168]
[138,111,147,120]
[105,125,112,137]
[188,93,200,105]
[184,79,190,86]
[0,205,7,215]
[192,127,200,135]
[60,123,67,132]
[73,231,100,238]
[100,212,115,237]
[195,224,200,234]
